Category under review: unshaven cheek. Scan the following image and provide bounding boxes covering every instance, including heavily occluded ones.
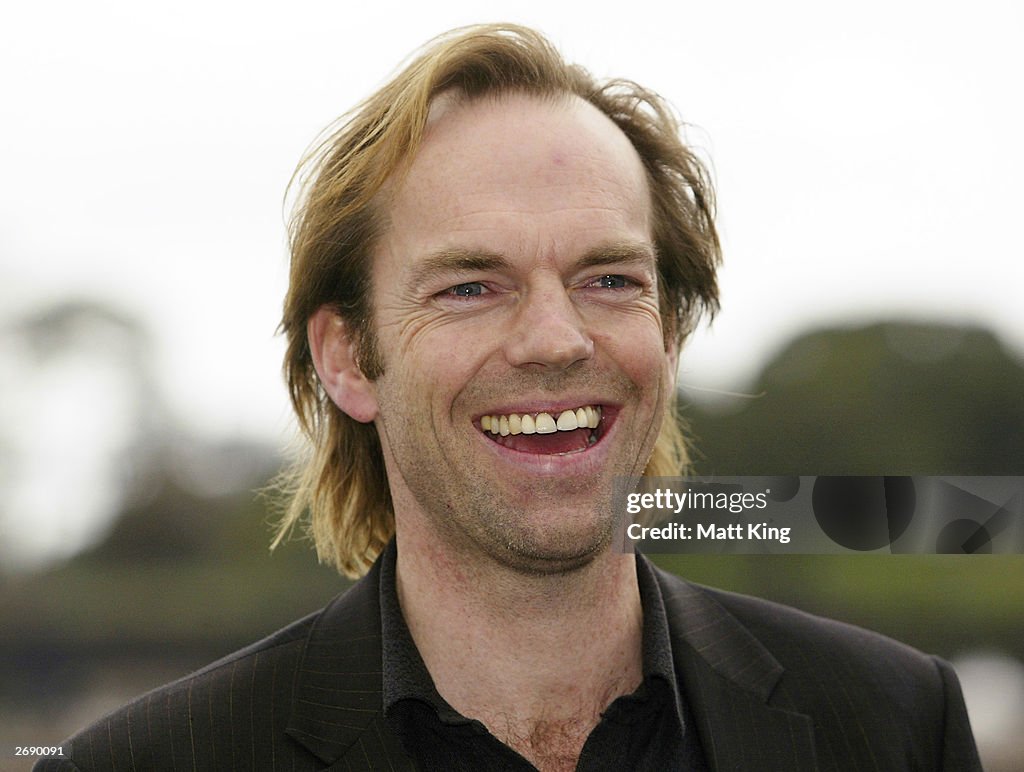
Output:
[588,320,665,372]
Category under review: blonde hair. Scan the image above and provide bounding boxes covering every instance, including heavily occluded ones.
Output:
[274,24,720,577]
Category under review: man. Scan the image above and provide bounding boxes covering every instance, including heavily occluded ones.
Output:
[39,24,980,771]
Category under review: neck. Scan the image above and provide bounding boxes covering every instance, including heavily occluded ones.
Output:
[394,518,643,770]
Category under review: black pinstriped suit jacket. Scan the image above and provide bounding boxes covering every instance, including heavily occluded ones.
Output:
[36,556,981,771]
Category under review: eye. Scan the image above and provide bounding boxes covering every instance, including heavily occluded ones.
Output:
[592,275,631,289]
[443,282,488,297]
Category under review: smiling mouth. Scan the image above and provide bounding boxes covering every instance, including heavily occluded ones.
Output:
[479,406,604,455]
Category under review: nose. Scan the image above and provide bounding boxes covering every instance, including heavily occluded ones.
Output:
[504,283,595,370]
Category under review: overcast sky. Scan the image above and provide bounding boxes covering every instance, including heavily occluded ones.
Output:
[2,1,1022,564]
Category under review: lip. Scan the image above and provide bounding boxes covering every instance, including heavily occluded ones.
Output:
[472,404,620,476]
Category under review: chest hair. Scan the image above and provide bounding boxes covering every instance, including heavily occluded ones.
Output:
[492,707,606,772]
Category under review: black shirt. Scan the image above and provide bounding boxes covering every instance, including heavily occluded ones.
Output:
[379,541,708,770]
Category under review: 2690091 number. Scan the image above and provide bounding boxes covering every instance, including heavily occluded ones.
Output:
[14,746,64,757]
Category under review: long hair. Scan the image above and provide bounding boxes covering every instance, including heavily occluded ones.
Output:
[273,24,721,577]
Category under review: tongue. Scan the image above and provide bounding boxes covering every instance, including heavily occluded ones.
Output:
[493,428,591,454]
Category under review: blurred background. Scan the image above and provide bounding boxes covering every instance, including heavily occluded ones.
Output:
[2,1,1022,769]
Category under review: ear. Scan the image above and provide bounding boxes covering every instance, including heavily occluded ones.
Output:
[307,307,379,423]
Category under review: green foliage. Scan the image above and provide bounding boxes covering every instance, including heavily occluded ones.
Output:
[649,554,1024,660]
[684,321,1024,476]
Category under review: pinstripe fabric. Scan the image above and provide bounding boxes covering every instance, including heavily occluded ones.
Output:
[35,556,980,771]
[657,569,981,771]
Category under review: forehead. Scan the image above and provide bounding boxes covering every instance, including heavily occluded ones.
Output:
[379,92,652,261]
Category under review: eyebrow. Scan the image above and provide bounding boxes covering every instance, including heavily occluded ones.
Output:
[406,248,511,288]
[406,241,657,287]
[576,241,657,271]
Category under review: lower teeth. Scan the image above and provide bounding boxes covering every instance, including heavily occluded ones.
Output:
[486,426,598,452]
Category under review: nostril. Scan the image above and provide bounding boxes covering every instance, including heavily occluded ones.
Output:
[506,325,594,370]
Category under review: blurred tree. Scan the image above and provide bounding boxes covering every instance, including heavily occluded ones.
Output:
[684,321,1024,476]
[0,299,165,571]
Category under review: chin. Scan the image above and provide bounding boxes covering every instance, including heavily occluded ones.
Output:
[492,517,616,576]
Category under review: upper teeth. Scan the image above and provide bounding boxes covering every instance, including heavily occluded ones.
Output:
[480,406,601,436]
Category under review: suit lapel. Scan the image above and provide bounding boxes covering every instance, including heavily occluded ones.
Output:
[285,559,416,770]
[653,565,819,771]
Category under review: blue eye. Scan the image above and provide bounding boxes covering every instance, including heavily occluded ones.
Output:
[449,283,485,297]
[595,275,629,289]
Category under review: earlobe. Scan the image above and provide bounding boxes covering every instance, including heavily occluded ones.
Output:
[307,308,379,423]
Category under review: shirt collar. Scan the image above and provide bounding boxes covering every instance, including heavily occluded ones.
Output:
[379,539,470,724]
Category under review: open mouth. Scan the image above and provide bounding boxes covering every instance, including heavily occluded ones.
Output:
[478,405,605,455]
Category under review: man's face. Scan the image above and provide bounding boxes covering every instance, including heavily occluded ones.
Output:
[367,93,675,573]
